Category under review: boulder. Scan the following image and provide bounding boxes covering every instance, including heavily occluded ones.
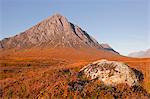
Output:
[80,59,143,86]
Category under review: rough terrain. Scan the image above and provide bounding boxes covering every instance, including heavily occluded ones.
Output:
[0,13,150,98]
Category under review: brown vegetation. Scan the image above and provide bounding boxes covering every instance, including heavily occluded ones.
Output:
[0,48,150,98]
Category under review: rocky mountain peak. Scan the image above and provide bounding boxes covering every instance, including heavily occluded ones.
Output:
[0,13,118,54]
[0,13,101,49]
[52,13,64,18]
[49,13,71,31]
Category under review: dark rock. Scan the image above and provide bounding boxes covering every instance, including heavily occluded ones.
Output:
[68,80,89,92]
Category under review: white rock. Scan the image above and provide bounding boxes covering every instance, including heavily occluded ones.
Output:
[80,59,140,86]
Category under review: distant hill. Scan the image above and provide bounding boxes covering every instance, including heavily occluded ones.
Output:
[128,49,150,58]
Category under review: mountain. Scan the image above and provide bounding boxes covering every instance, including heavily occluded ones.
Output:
[101,43,119,54]
[1,13,150,98]
[0,13,117,54]
[128,49,150,58]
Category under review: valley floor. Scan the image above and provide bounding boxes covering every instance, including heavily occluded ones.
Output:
[0,48,150,98]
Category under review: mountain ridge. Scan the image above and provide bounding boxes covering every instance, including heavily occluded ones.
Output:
[0,13,118,54]
[128,49,150,58]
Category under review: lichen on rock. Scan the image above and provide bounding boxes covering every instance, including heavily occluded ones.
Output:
[80,59,143,86]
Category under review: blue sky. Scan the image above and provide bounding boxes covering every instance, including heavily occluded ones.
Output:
[0,0,149,55]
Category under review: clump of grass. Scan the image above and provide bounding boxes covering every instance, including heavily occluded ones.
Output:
[19,84,27,97]
[58,68,72,77]
[0,74,7,79]
[7,89,13,98]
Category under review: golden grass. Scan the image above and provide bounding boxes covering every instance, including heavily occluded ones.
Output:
[0,48,150,98]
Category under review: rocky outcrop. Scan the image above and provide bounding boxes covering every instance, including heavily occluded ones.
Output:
[80,60,143,86]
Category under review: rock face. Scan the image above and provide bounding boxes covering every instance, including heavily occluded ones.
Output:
[0,13,118,54]
[128,49,150,58]
[0,14,101,49]
[80,60,142,86]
